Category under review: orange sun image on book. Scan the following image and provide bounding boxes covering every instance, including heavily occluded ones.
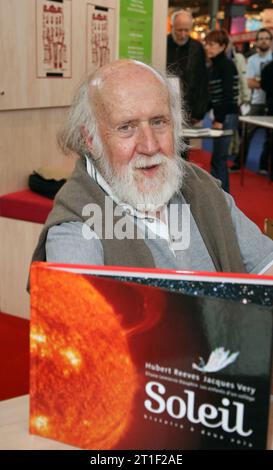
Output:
[29,268,138,449]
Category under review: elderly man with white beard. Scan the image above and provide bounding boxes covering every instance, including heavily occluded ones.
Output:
[31,60,273,275]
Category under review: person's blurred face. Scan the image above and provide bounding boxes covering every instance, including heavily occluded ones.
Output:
[205,41,226,59]
[256,33,272,53]
[172,14,192,46]
[88,64,184,211]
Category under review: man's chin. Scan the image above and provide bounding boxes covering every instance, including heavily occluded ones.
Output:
[109,153,183,212]
[173,37,189,46]
[135,179,164,196]
[130,185,174,213]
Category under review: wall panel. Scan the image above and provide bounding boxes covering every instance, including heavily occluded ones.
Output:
[0,0,119,110]
[0,107,76,195]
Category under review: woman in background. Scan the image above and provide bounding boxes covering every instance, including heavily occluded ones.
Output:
[205,30,239,192]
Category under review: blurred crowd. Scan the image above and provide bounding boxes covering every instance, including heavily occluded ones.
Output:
[167,9,273,191]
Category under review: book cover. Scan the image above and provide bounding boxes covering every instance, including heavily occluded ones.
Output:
[44,263,273,308]
[29,263,273,450]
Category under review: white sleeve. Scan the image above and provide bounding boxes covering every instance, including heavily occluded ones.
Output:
[246,56,256,79]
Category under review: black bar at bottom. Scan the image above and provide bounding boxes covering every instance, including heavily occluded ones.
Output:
[46,73,64,77]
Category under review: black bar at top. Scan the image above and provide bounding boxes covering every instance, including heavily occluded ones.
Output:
[95,6,108,11]
[46,73,64,77]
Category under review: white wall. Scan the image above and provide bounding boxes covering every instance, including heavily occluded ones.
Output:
[152,0,168,71]
[0,0,168,196]
[0,0,168,318]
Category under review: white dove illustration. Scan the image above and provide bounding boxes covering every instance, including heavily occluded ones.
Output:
[192,347,239,373]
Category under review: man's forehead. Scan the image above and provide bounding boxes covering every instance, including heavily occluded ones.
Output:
[174,14,192,28]
[94,61,164,88]
[105,71,166,93]
[90,63,169,113]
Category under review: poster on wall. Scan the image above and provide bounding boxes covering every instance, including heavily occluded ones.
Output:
[86,3,116,74]
[119,0,153,64]
[36,0,72,78]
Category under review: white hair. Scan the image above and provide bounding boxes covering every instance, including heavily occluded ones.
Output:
[171,9,193,26]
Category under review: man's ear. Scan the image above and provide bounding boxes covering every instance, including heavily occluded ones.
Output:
[81,126,93,153]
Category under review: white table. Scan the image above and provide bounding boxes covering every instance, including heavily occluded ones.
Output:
[239,115,273,129]
[0,394,272,450]
[239,115,273,184]
[182,128,233,139]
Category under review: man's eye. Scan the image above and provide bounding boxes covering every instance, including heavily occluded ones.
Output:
[117,123,135,133]
[151,118,167,128]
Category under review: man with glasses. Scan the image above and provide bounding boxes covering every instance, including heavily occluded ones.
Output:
[167,9,208,124]
[230,28,272,172]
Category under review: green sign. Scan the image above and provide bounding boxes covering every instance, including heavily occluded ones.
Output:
[119,0,153,64]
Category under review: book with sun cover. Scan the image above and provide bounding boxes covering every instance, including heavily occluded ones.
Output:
[29,262,273,450]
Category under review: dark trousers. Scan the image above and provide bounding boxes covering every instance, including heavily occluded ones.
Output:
[211,114,238,193]
[234,104,268,168]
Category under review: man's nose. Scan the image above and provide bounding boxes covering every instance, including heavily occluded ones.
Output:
[136,123,160,155]
[176,29,188,38]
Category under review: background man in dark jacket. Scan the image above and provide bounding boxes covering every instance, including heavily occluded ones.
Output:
[261,59,273,115]
[261,59,273,179]
[167,9,208,123]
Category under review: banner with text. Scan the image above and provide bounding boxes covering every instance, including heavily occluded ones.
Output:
[119,0,153,64]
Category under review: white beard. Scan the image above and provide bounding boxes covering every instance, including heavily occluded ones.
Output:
[171,30,189,46]
[94,151,185,213]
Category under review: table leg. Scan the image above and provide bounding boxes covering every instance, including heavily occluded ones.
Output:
[240,121,247,186]
[268,129,273,183]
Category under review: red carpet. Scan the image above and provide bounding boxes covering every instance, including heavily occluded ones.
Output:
[0,313,29,401]
[189,148,273,231]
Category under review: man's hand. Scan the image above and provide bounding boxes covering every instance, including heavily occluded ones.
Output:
[247,77,261,89]
[212,121,223,130]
